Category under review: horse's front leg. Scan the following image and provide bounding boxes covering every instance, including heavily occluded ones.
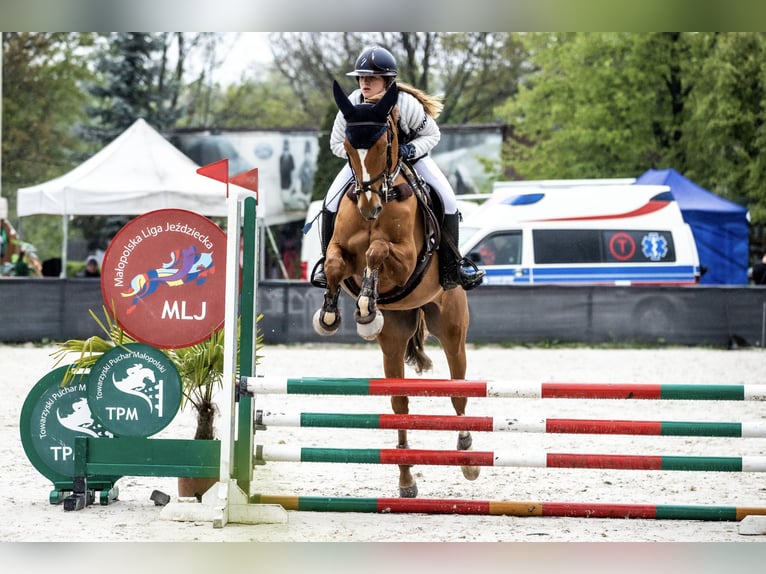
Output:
[312,286,342,336]
[354,239,389,340]
[312,245,347,336]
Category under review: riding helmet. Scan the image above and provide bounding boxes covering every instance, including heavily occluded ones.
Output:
[346,46,398,77]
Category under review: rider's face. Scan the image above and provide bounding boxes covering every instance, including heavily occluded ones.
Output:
[359,75,386,100]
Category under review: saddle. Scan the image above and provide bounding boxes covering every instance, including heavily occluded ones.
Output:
[342,161,442,304]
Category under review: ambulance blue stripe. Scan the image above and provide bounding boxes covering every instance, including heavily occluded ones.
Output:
[483,266,696,284]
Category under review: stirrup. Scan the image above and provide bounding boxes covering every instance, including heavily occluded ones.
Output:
[310,258,327,289]
[458,259,485,291]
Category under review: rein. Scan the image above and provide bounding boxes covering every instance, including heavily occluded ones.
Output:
[346,117,403,202]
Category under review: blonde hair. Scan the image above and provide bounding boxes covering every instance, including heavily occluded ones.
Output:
[395,81,443,119]
[364,80,444,120]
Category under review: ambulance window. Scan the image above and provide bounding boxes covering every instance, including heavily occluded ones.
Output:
[534,229,677,263]
[467,231,522,266]
[534,230,602,263]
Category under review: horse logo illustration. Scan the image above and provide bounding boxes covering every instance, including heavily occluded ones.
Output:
[56,398,113,438]
[121,245,214,314]
[112,363,156,412]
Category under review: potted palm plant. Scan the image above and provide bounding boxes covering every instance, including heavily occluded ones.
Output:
[53,306,261,498]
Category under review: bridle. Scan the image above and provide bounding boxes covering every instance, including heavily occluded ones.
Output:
[346,115,403,202]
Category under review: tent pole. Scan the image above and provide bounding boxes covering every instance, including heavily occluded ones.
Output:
[259,225,265,280]
[61,215,68,278]
[265,225,289,279]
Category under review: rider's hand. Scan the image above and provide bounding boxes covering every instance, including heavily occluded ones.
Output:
[398,143,416,160]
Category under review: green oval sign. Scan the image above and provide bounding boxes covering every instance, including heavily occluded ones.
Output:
[20,366,118,485]
[87,343,182,437]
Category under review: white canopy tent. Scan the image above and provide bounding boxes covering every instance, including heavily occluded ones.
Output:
[16,118,290,277]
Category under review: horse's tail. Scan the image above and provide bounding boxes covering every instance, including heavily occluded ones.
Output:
[404,308,432,374]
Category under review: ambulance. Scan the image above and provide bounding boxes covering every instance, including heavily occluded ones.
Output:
[459,182,701,286]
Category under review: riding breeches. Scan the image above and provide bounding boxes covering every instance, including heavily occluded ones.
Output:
[323,156,459,215]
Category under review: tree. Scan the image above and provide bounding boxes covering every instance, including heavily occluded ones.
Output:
[268,32,527,126]
[685,33,766,224]
[84,32,190,142]
[208,70,314,129]
[434,33,528,124]
[2,32,96,261]
[74,33,217,253]
[496,33,700,180]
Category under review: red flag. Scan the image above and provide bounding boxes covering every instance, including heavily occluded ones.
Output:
[230,168,259,196]
[196,159,229,183]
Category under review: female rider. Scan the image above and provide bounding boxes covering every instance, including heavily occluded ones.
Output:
[310,45,484,291]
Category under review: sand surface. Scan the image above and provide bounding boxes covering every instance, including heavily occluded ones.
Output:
[3,342,766,544]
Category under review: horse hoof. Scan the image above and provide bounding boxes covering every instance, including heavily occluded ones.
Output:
[456,433,473,451]
[312,308,340,336]
[457,432,480,480]
[399,483,418,498]
[356,312,384,340]
[461,465,481,481]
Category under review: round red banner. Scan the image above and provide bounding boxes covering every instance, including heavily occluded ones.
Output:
[101,209,227,348]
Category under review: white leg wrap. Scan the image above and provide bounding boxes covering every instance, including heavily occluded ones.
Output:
[356,312,384,340]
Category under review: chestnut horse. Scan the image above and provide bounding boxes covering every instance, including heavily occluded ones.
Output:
[312,80,479,498]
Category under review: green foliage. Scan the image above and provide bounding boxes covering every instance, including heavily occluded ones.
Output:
[9,31,766,242]
[2,33,95,212]
[15,215,66,262]
[208,72,314,129]
[51,307,136,384]
[2,33,97,261]
[497,33,681,180]
[267,32,530,126]
[495,32,766,224]
[685,33,766,223]
[84,33,185,140]
[435,33,527,124]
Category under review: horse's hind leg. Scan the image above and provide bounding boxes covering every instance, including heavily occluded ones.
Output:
[451,397,480,481]
[423,296,480,482]
[391,395,418,498]
[378,310,420,498]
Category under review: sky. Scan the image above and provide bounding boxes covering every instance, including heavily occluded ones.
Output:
[213,32,273,85]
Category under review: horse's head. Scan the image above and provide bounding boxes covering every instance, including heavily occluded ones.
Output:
[333,80,401,221]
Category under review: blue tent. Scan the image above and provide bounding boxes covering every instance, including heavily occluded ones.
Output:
[635,168,750,285]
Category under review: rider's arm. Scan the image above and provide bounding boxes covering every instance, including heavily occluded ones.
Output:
[330,88,366,159]
[330,110,348,159]
[397,92,440,159]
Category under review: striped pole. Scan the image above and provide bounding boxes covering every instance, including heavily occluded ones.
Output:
[250,494,766,521]
[255,409,766,438]
[255,410,766,438]
[255,445,766,472]
[244,376,766,401]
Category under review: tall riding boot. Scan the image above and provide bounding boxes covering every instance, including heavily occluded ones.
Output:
[438,212,485,291]
[310,209,336,288]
